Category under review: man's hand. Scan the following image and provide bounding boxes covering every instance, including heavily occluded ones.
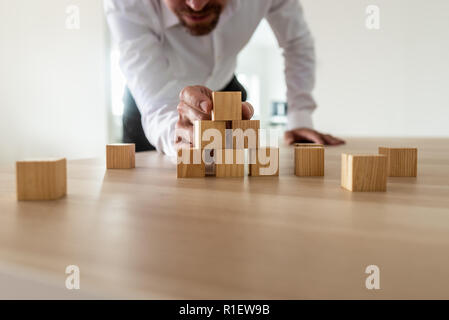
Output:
[285,128,345,146]
[175,85,254,149]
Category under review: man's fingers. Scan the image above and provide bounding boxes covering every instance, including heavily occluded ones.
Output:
[334,136,346,145]
[284,128,324,145]
[297,129,325,145]
[322,134,337,145]
[176,85,212,147]
[177,101,211,124]
[174,123,193,146]
[323,134,345,146]
[284,128,345,146]
[242,102,254,120]
[180,86,213,113]
[284,131,295,145]
[175,141,193,150]
[175,138,193,153]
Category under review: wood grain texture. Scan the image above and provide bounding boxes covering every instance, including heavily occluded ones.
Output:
[294,143,324,148]
[249,147,279,177]
[231,120,260,149]
[16,158,67,201]
[193,120,226,150]
[212,91,242,121]
[215,149,244,178]
[295,146,324,176]
[177,148,205,178]
[379,147,418,177]
[106,144,135,169]
[341,154,387,192]
[1,138,449,299]
[341,153,350,191]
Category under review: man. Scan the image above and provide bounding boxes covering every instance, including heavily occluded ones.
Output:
[105,0,344,155]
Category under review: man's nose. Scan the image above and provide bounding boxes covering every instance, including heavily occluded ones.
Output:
[186,0,209,11]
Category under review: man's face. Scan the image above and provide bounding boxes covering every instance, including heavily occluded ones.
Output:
[164,0,227,36]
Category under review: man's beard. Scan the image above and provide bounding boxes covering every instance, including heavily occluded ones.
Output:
[175,3,224,36]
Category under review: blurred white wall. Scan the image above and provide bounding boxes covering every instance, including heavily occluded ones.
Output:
[0,0,109,166]
[237,0,449,137]
[1,0,448,166]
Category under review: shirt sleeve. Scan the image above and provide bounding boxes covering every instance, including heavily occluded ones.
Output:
[104,0,178,156]
[266,0,317,130]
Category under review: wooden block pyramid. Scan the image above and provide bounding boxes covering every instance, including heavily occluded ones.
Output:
[177,91,279,178]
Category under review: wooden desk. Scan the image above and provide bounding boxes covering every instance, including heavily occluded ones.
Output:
[0,138,448,299]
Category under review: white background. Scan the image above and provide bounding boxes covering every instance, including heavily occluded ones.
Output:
[238,0,449,137]
[0,0,109,166]
[1,0,448,165]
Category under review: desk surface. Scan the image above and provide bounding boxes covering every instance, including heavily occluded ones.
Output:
[0,138,449,299]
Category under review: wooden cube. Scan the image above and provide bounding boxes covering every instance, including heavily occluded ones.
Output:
[177,148,205,178]
[215,149,244,178]
[106,144,135,169]
[249,147,279,177]
[294,143,324,148]
[212,91,242,121]
[16,158,67,201]
[379,147,417,177]
[295,146,324,176]
[341,154,387,192]
[231,120,260,149]
[194,120,226,150]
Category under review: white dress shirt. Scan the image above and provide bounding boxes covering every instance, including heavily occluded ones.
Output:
[105,0,316,156]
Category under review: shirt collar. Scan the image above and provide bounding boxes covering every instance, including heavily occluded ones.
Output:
[161,0,240,30]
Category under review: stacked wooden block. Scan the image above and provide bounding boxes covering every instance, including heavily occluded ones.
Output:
[178,91,279,178]
[341,147,418,192]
